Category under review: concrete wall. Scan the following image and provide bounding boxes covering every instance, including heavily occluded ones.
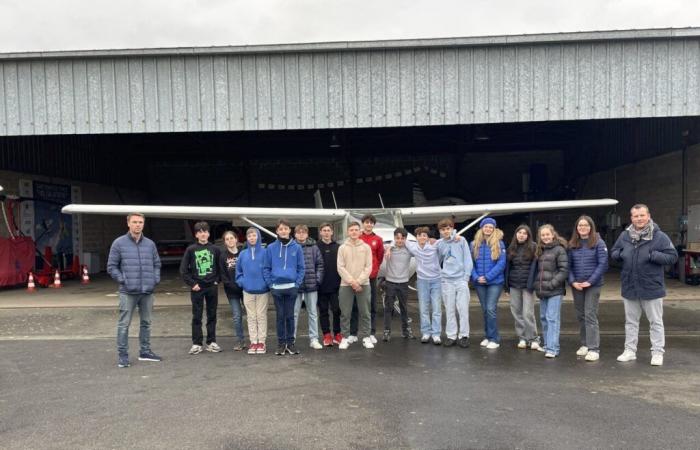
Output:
[0,169,147,270]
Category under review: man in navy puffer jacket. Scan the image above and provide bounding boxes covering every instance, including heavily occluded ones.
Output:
[611,204,678,366]
[107,213,162,368]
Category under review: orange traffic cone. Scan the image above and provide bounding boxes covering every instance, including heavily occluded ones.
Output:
[27,272,36,292]
[50,269,62,288]
[81,265,90,285]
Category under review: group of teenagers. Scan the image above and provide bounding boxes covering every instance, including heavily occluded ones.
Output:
[108,203,677,368]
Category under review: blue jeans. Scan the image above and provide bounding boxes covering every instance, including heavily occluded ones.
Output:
[540,295,562,355]
[475,284,503,343]
[441,279,470,340]
[227,295,245,342]
[417,278,441,338]
[273,288,297,345]
[117,293,153,355]
[294,291,319,341]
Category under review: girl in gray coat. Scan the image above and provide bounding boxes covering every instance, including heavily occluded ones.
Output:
[529,224,568,358]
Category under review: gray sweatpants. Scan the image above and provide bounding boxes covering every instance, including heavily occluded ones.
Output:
[509,288,538,341]
[573,286,601,352]
[623,297,665,354]
[339,285,371,339]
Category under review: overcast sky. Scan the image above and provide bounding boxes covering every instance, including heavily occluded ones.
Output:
[1,0,699,53]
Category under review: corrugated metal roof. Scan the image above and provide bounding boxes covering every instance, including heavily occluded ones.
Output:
[0,28,698,136]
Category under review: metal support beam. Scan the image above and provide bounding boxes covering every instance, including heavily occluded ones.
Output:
[456,213,489,236]
[240,216,277,238]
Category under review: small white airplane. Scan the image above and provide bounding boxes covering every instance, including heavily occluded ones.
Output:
[61,194,618,241]
[61,194,617,295]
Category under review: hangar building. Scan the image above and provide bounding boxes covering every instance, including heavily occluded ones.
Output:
[0,28,698,271]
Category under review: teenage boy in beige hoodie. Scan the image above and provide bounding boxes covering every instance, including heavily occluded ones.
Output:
[337,222,374,350]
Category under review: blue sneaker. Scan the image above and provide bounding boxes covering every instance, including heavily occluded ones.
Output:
[138,350,162,362]
[118,354,130,368]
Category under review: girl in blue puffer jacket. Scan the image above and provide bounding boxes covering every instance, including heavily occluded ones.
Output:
[470,217,506,349]
[568,215,608,362]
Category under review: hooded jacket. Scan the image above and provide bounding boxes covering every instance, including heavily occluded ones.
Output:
[567,234,609,287]
[107,232,161,294]
[437,232,473,281]
[359,231,385,279]
[611,222,678,300]
[298,237,325,293]
[219,246,243,298]
[528,241,568,299]
[317,239,341,293]
[337,238,373,286]
[263,238,305,289]
[235,229,269,294]
[470,229,507,285]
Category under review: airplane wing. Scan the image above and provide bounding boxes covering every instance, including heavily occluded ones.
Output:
[61,204,348,227]
[398,199,618,226]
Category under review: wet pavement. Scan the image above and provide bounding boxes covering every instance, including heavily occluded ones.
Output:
[1,336,699,449]
[1,269,699,449]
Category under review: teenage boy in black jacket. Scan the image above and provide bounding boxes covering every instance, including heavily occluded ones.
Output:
[180,221,222,355]
[317,223,343,346]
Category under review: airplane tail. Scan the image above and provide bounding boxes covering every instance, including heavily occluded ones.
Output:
[412,183,427,206]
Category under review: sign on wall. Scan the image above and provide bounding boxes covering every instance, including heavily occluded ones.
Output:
[19,179,81,257]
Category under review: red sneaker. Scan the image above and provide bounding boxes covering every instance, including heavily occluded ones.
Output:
[247,343,258,355]
[256,343,267,354]
[322,333,333,347]
[333,333,343,345]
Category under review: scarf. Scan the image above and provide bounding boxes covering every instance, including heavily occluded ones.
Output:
[627,219,655,243]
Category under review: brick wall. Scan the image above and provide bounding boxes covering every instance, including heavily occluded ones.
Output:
[577,143,700,245]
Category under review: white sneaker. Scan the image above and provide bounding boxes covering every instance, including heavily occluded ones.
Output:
[585,351,600,362]
[517,339,527,349]
[617,350,637,362]
[479,339,489,347]
[486,341,500,349]
[544,352,556,358]
[650,353,664,366]
[421,334,431,343]
[432,336,442,345]
[369,335,378,344]
[362,337,375,349]
[576,346,589,356]
[530,341,543,352]
[338,338,350,350]
[347,335,358,344]
[188,344,203,355]
[310,339,323,350]
[206,342,222,353]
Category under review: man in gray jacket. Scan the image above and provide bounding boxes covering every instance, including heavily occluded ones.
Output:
[107,213,162,368]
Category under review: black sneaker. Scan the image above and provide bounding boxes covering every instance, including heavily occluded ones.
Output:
[286,344,300,355]
[402,328,415,339]
[459,337,470,348]
[118,353,130,368]
[443,338,456,347]
[382,330,391,342]
[275,344,286,355]
[138,350,162,362]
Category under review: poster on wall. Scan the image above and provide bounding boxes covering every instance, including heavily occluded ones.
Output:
[33,181,73,258]
[19,179,82,270]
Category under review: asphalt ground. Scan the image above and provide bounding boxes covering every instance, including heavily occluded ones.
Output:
[1,269,699,449]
